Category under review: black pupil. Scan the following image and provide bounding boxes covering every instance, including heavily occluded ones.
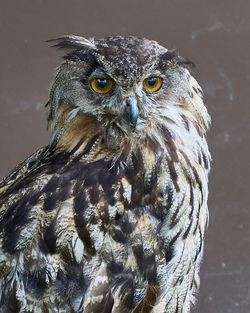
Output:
[97,79,107,88]
[147,77,157,86]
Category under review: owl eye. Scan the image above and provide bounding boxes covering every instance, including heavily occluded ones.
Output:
[143,76,163,92]
[90,78,113,94]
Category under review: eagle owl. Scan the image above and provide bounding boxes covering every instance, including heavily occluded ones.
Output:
[0,35,211,313]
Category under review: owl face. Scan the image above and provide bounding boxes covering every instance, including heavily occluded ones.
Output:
[48,36,209,148]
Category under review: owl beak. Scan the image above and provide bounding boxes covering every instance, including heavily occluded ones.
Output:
[126,96,138,131]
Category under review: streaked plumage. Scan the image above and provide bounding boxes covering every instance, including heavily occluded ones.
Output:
[0,35,211,313]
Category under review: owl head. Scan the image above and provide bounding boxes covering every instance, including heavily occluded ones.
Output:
[47,35,210,150]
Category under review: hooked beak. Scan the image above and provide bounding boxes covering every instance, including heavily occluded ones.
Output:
[126,96,138,131]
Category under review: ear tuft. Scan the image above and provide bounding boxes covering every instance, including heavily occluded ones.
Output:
[47,35,96,51]
[161,49,196,69]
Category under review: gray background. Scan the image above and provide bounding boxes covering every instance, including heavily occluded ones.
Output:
[0,1,249,312]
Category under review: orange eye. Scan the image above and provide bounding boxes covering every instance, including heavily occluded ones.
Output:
[90,78,113,94]
[143,76,163,92]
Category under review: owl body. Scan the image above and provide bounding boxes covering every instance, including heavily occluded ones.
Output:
[0,36,210,313]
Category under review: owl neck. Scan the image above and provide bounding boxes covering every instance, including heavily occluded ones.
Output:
[51,111,210,178]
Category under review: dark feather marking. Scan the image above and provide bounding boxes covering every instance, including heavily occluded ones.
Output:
[170,193,186,228]
[144,254,157,284]
[193,86,198,94]
[125,152,142,180]
[130,177,144,207]
[165,184,174,212]
[171,245,185,285]
[152,200,165,221]
[168,161,180,192]
[110,226,127,244]
[43,192,58,211]
[192,202,201,235]
[132,150,144,174]
[190,164,202,190]
[180,150,203,197]
[181,114,190,132]
[165,229,182,260]
[194,122,203,137]
[64,134,100,167]
[99,169,117,206]
[42,175,60,193]
[1,194,31,253]
[56,264,86,308]
[69,136,86,155]
[132,241,157,284]
[182,217,193,239]
[42,172,73,209]
[23,269,47,297]
[41,149,67,167]
[57,164,81,183]
[143,166,158,196]
[110,275,134,312]
[165,232,182,267]
[133,285,159,313]
[107,259,124,275]
[174,296,179,313]
[149,201,166,221]
[165,245,174,263]
[56,181,72,202]
[161,125,179,162]
[110,151,130,175]
[156,184,174,222]
[83,171,100,188]
[88,184,101,205]
[180,180,195,240]
[116,212,136,235]
[79,133,100,158]
[197,86,203,95]
[87,210,99,225]
[194,227,203,262]
[188,180,195,219]
[198,151,202,166]
[202,150,209,170]
[132,244,144,272]
[28,190,41,206]
[188,90,193,98]
[3,282,21,313]
[77,159,116,207]
[0,193,29,232]
[42,220,57,254]
[73,182,96,255]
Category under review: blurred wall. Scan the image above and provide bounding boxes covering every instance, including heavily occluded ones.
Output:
[0,1,249,312]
